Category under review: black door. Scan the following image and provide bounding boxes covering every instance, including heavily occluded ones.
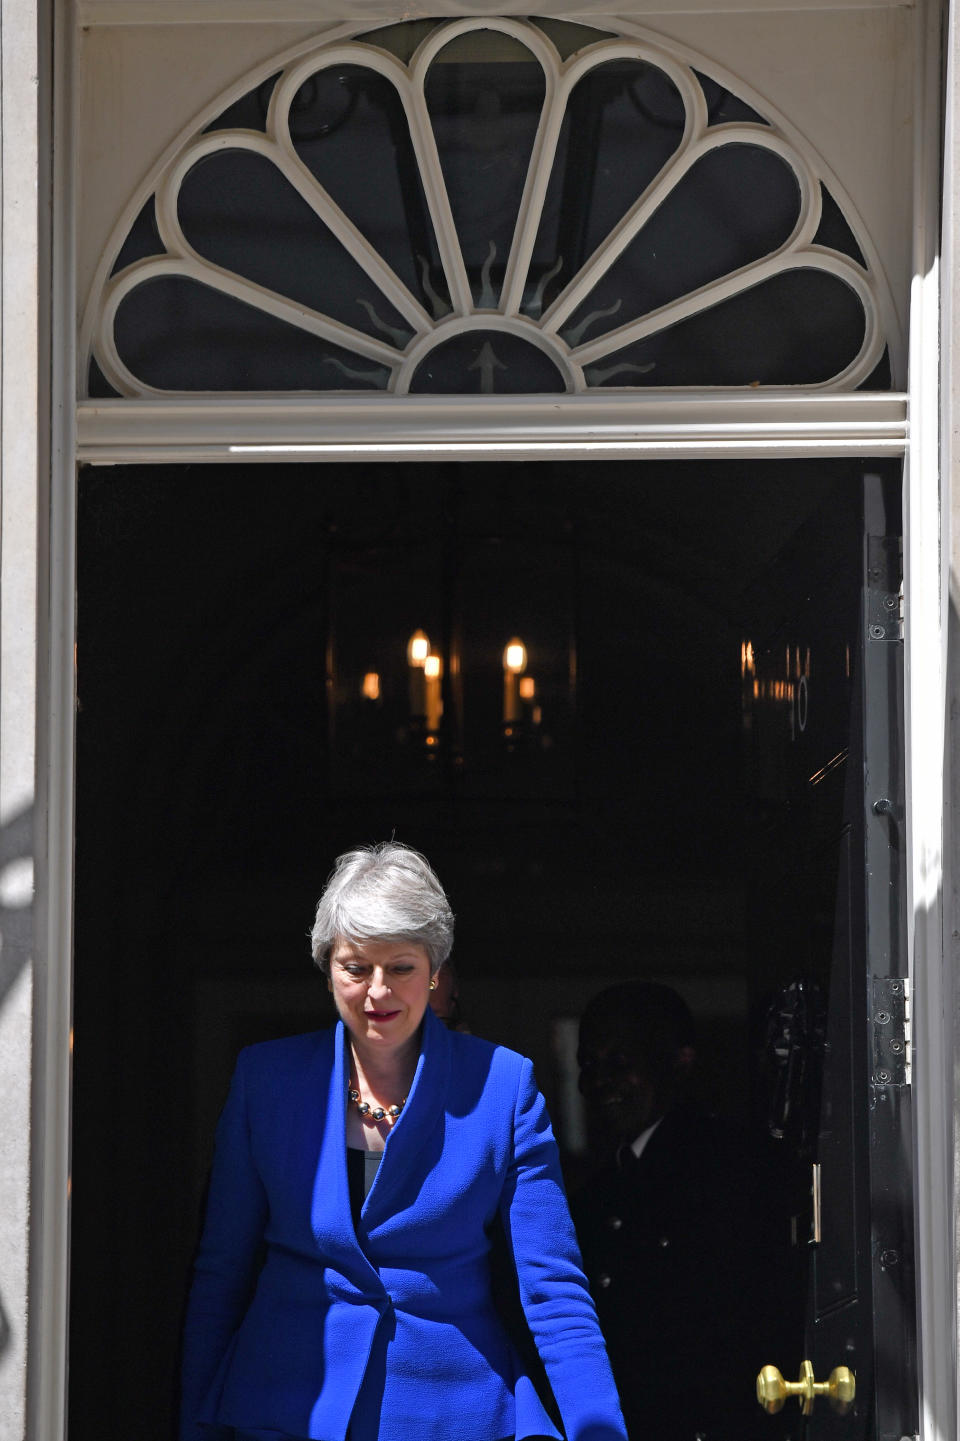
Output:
[741,472,916,1439]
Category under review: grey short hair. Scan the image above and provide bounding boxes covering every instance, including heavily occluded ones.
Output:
[310,842,454,974]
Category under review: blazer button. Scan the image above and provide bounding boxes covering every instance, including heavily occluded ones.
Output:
[597,1273,612,1289]
[658,1236,670,1248]
[606,1216,623,1232]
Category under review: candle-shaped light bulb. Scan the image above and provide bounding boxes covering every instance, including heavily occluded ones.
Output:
[407,630,430,667]
[503,638,527,674]
[362,672,381,701]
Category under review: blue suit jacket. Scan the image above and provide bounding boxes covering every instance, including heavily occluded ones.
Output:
[180,1007,627,1441]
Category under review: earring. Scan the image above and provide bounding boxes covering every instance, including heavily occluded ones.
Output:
[429,978,437,991]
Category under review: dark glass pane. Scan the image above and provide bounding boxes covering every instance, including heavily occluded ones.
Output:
[111,196,164,276]
[561,143,800,346]
[860,348,892,391]
[695,71,769,126]
[356,20,440,64]
[409,329,567,394]
[813,185,867,267]
[178,149,413,347]
[425,31,546,307]
[291,65,451,317]
[529,18,615,60]
[88,357,122,399]
[584,269,865,387]
[203,73,277,134]
[523,59,685,318]
[115,276,391,390]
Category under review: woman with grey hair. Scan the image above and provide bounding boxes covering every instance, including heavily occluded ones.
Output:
[180,841,626,1441]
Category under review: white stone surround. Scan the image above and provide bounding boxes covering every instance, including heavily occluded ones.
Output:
[0,0,40,1436]
[1,4,957,1441]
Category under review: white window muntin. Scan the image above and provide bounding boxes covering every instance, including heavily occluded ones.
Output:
[79,16,899,412]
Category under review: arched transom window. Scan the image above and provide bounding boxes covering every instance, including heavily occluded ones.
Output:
[82,17,894,398]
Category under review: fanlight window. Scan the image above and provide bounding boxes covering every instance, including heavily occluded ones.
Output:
[83,17,891,398]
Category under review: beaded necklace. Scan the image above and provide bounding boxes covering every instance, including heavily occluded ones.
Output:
[348,1086,405,1123]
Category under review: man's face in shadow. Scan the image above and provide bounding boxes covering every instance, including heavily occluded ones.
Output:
[577,1010,693,1150]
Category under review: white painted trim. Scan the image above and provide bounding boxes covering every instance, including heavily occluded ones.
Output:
[395,316,580,393]
[27,0,75,1437]
[942,0,960,1425]
[75,0,917,25]
[44,14,935,1441]
[0,0,43,1432]
[905,1,954,1439]
[407,17,561,319]
[76,391,908,463]
[79,18,893,402]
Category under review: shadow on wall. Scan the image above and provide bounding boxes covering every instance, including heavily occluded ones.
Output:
[0,803,33,1010]
[932,581,960,1441]
[0,800,35,1367]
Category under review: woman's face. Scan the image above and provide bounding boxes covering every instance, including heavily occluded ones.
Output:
[329,935,434,1060]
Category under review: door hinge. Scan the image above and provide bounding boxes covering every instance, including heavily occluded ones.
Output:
[872,976,911,1086]
[866,536,903,642]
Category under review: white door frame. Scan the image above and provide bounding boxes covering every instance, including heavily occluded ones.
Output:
[909,1,958,1439]
[24,4,955,1441]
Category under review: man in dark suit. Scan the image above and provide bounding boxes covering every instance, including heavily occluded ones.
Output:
[571,983,766,1441]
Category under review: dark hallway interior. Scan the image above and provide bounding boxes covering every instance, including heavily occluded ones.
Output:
[69,457,891,1440]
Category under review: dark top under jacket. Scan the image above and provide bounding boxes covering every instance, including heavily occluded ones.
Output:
[347,1148,383,1228]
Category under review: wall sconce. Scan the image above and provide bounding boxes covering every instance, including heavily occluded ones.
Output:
[393,629,547,757]
[404,630,537,747]
[407,631,443,746]
[503,636,528,742]
[325,484,577,799]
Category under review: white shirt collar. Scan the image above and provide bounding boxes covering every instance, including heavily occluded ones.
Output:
[629,1115,664,1161]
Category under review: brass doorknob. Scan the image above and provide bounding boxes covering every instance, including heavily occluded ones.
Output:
[757,1360,856,1416]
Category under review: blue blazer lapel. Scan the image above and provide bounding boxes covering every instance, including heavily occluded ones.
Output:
[361,1007,451,1231]
[308,1021,383,1292]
